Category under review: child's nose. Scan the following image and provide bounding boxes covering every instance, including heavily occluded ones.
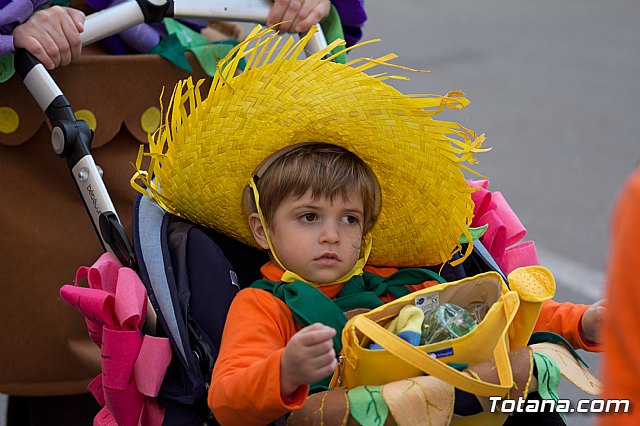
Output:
[320,222,340,244]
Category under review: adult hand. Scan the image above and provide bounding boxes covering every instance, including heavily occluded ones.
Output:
[280,323,337,396]
[266,0,331,34]
[13,6,85,70]
[581,299,606,344]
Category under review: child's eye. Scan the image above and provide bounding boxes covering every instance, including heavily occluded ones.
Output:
[341,215,360,224]
[300,213,317,222]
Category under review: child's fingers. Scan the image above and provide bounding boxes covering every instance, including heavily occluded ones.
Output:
[305,338,335,358]
[313,354,338,377]
[298,323,336,344]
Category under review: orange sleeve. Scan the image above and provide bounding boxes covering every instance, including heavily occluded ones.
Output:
[600,169,640,425]
[533,299,601,351]
[208,288,308,426]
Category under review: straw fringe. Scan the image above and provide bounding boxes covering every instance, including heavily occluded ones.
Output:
[132,25,488,267]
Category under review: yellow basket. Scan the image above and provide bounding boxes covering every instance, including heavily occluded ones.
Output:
[333,271,521,397]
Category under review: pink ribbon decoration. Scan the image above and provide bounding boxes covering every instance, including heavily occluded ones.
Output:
[469,180,540,274]
[60,252,172,426]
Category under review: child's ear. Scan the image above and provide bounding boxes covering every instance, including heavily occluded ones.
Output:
[248,213,270,250]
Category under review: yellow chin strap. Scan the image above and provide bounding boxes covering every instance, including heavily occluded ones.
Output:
[248,178,372,286]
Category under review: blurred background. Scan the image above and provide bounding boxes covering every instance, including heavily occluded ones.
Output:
[351,1,639,424]
[2,0,638,424]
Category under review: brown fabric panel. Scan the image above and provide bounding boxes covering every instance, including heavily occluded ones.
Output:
[0,34,214,394]
[0,125,140,395]
[1,49,210,148]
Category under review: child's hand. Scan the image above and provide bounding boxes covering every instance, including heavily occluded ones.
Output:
[581,299,606,344]
[13,6,85,70]
[280,323,337,396]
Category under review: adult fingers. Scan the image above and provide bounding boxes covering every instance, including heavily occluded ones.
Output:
[292,0,330,33]
[268,0,303,33]
[65,7,86,33]
[36,30,62,70]
[13,33,54,69]
[46,20,72,68]
[59,9,83,63]
[34,7,69,68]
[266,0,287,27]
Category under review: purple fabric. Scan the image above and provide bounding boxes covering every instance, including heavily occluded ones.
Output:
[330,0,367,46]
[0,0,49,55]
[0,33,11,54]
[91,0,206,55]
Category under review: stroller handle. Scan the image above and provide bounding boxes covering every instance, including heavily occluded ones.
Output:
[15,0,330,268]
[81,0,328,53]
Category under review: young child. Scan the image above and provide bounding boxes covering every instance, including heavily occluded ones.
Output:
[208,142,603,425]
[132,27,604,426]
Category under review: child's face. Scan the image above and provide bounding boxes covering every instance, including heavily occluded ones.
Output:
[267,189,365,284]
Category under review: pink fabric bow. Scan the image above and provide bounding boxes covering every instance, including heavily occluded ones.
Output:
[60,252,172,426]
[469,180,540,274]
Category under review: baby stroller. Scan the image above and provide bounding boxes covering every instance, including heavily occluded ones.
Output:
[16,1,596,425]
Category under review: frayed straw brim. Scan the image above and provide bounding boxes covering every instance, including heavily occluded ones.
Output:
[132,26,488,267]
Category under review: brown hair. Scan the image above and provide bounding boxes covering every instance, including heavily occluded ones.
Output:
[245,143,381,234]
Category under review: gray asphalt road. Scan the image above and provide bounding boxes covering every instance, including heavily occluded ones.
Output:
[354,0,639,272]
[351,0,640,424]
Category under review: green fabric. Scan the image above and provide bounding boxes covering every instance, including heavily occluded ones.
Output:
[319,5,347,64]
[251,267,444,392]
[448,363,468,371]
[251,268,445,353]
[49,0,70,6]
[251,279,351,354]
[347,386,389,426]
[190,40,241,76]
[533,351,565,421]
[160,18,244,76]
[458,225,488,244]
[0,54,15,83]
[528,331,588,367]
[150,33,193,73]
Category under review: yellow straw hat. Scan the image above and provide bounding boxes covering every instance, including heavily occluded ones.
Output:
[132,26,487,267]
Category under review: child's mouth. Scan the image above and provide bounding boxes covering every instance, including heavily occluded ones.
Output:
[316,253,340,265]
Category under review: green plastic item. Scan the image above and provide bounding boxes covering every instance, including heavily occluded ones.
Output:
[0,54,15,83]
[150,33,192,73]
[319,5,347,64]
[156,18,243,77]
[421,303,477,345]
[458,225,488,244]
